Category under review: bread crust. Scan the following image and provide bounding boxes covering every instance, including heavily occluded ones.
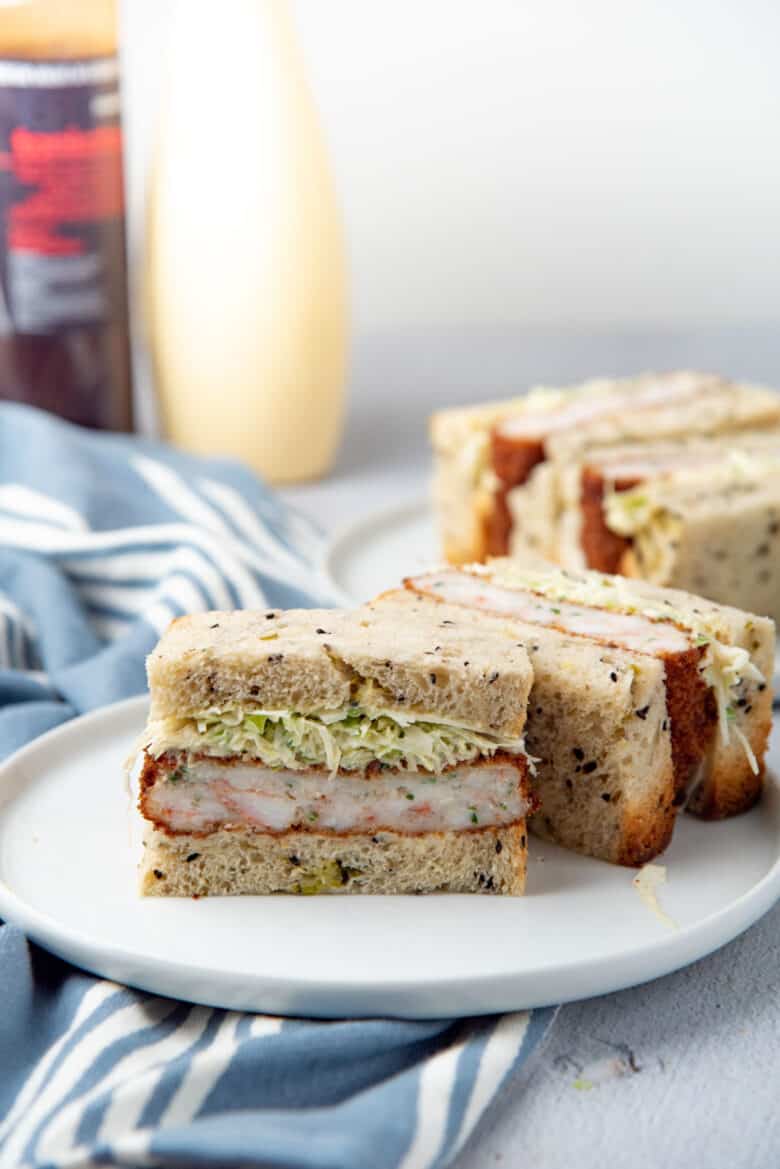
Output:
[579,464,637,573]
[660,647,718,801]
[487,431,547,557]
[443,535,486,566]
[530,780,677,867]
[614,793,678,866]
[139,821,528,897]
[686,700,772,819]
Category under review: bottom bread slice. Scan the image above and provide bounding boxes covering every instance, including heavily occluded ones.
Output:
[140,822,528,897]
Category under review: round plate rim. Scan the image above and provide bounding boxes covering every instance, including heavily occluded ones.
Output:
[319,495,430,606]
[0,695,779,1017]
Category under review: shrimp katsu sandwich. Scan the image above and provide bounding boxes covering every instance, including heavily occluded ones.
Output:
[401,562,774,862]
[137,604,535,896]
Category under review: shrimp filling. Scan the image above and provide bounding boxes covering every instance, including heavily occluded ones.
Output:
[140,753,530,836]
[406,571,691,654]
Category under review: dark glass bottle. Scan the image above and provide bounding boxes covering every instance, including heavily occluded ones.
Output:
[0,0,132,430]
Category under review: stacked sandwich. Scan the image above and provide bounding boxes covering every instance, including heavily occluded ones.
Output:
[138,603,536,896]
[135,560,774,895]
[431,371,780,619]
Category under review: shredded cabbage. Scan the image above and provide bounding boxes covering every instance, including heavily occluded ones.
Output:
[604,487,657,537]
[603,491,684,583]
[703,641,764,755]
[155,705,527,778]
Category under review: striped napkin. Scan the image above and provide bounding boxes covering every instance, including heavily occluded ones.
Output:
[0,404,555,1169]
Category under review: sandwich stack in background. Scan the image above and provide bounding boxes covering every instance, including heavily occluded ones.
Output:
[138,604,535,897]
[431,371,780,621]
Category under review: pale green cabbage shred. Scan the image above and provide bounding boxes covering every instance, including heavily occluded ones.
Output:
[186,706,527,777]
[606,451,780,540]
[605,487,657,536]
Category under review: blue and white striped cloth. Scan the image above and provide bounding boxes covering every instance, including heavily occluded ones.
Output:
[0,404,555,1169]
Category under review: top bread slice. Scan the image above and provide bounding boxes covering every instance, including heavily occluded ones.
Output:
[146,603,533,739]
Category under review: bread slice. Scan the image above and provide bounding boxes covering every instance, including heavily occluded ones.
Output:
[139,603,535,896]
[607,460,780,624]
[431,372,780,564]
[147,603,531,738]
[374,589,676,866]
[453,562,774,820]
[140,822,528,896]
[542,431,780,583]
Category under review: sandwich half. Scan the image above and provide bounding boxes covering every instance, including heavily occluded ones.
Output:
[599,453,780,623]
[400,562,774,860]
[138,604,535,896]
[376,588,678,866]
[431,371,780,564]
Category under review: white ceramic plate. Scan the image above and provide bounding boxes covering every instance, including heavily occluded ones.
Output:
[323,497,780,695]
[0,694,779,1018]
[323,497,437,606]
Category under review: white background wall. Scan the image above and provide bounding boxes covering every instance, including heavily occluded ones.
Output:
[122,0,780,341]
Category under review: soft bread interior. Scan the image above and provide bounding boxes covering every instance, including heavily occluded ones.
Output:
[140,822,528,896]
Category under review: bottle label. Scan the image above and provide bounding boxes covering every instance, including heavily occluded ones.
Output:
[0,57,127,334]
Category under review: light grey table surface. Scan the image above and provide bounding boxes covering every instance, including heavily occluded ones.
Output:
[280,326,780,1169]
